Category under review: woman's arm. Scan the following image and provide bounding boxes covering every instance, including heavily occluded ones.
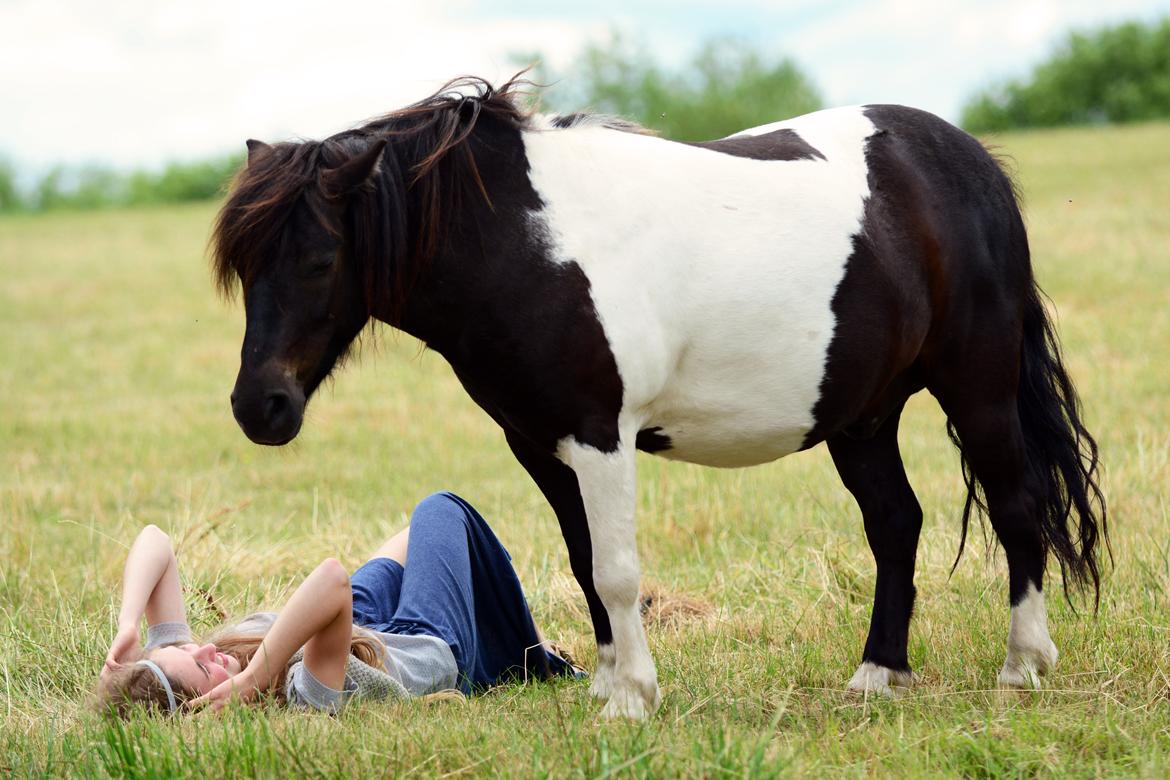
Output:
[118,525,186,627]
[192,558,353,711]
[103,525,186,678]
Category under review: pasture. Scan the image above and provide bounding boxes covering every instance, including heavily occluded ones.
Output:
[2,120,1169,777]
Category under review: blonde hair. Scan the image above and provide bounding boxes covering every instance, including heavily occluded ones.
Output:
[95,623,394,718]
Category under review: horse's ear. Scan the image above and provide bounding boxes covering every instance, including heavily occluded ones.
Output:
[319,139,388,199]
[245,139,271,165]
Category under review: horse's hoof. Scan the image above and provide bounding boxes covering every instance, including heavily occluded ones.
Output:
[598,680,660,720]
[847,661,915,697]
[998,638,1058,689]
[589,672,614,700]
[997,665,1040,689]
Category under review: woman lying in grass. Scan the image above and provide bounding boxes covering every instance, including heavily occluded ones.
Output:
[98,492,581,716]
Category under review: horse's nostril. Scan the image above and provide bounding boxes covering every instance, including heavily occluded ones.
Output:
[230,391,238,408]
[264,390,290,423]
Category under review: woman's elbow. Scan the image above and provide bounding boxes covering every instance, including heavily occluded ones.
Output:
[139,524,172,545]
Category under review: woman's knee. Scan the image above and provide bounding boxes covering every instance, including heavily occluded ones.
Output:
[411,492,468,529]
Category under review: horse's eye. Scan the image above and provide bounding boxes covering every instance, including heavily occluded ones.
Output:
[305,257,334,277]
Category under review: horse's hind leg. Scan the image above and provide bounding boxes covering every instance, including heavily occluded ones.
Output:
[931,374,1058,689]
[828,402,923,695]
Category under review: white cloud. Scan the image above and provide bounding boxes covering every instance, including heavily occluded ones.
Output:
[1,0,1167,168]
[0,0,602,169]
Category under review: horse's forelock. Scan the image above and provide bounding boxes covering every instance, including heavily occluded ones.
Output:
[210,141,324,298]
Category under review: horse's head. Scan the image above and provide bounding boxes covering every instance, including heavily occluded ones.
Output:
[212,78,529,445]
[212,135,389,445]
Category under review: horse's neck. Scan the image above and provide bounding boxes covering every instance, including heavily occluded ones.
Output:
[391,119,540,350]
[392,122,662,351]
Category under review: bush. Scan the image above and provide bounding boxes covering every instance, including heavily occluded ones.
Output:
[535,34,823,141]
[131,156,244,205]
[0,157,22,212]
[962,18,1170,132]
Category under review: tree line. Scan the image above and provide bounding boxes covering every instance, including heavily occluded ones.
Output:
[0,153,243,213]
[961,18,1170,132]
[2,17,1166,214]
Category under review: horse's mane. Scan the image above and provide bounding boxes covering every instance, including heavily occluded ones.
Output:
[210,73,645,323]
[544,112,655,135]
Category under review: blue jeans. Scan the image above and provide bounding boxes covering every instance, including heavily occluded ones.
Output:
[349,492,573,692]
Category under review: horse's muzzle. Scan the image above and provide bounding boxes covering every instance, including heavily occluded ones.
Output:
[230,379,306,446]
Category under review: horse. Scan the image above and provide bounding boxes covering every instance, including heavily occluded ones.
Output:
[212,75,1106,719]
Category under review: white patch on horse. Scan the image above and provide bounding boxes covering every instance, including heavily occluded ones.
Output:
[847,661,914,697]
[523,107,877,468]
[556,433,660,719]
[998,582,1059,689]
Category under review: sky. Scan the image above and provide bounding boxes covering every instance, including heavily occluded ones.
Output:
[2,0,1169,172]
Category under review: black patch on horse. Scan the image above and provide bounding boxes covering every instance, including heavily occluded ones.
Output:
[801,104,1016,450]
[689,128,826,161]
[635,427,673,453]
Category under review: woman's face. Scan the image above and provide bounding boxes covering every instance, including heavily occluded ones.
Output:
[151,643,243,695]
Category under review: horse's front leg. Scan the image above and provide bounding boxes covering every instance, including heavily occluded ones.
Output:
[558,431,660,720]
[503,430,615,694]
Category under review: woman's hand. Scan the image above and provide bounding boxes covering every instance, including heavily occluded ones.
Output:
[188,669,260,714]
[101,624,141,680]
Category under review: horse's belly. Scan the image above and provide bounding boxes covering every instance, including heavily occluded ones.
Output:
[641,359,817,467]
[649,417,804,467]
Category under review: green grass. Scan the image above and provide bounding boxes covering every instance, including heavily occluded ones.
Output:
[2,120,1169,777]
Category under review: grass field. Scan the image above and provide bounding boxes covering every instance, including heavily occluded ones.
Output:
[2,120,1169,778]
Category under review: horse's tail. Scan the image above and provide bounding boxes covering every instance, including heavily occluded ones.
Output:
[1017,282,1108,604]
[951,273,1109,606]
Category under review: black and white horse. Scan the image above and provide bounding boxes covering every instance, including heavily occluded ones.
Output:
[214,76,1106,719]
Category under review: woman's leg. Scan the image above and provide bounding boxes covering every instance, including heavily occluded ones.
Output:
[349,526,411,630]
[368,526,410,566]
[386,492,572,690]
